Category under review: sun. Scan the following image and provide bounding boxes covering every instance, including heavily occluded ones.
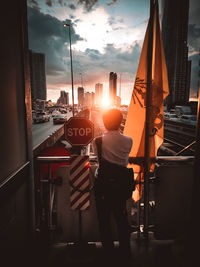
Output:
[101,97,110,107]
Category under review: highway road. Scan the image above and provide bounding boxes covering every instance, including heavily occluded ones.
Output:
[32,110,106,150]
[32,112,72,149]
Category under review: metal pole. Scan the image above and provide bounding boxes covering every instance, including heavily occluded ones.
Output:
[68,25,75,117]
[143,0,154,239]
[64,23,75,116]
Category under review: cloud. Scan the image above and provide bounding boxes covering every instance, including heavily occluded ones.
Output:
[77,0,98,12]
[189,0,200,27]
[69,4,76,10]
[69,14,76,19]
[189,53,199,97]
[27,0,40,10]
[107,0,118,6]
[28,7,83,77]
[108,16,124,26]
[47,41,141,87]
[188,24,200,54]
[27,4,143,100]
[58,0,63,5]
[45,0,54,7]
[47,42,140,103]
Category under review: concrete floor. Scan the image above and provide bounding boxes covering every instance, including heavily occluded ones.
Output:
[2,231,197,267]
[40,232,196,267]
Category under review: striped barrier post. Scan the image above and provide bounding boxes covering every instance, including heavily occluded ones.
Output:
[69,155,91,243]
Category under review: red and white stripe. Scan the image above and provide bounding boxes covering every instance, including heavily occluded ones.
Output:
[69,155,90,210]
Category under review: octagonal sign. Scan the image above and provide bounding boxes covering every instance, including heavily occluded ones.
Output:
[64,117,94,146]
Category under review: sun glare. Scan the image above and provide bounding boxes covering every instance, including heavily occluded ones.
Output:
[101,97,110,107]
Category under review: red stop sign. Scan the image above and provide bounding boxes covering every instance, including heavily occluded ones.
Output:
[64,117,94,146]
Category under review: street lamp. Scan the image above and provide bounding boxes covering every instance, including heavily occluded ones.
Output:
[63,23,75,116]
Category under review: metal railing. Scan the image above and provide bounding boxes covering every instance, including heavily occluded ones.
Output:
[36,155,194,164]
[35,155,194,242]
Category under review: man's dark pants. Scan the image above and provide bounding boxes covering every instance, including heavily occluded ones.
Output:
[94,184,131,259]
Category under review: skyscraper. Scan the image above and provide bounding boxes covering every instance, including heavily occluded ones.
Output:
[78,86,84,107]
[57,90,69,105]
[91,92,95,107]
[95,83,103,106]
[161,0,191,108]
[29,50,47,100]
[84,92,92,107]
[109,72,117,105]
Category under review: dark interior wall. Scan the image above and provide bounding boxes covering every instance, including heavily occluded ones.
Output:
[0,0,34,249]
[0,2,28,182]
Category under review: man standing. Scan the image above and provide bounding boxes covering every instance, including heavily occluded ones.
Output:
[93,108,133,262]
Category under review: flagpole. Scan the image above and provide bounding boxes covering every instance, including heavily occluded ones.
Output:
[143,0,155,239]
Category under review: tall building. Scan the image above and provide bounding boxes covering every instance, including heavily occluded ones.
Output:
[161,0,191,108]
[78,86,84,106]
[95,83,103,106]
[84,92,92,107]
[116,96,121,107]
[109,72,117,105]
[57,90,69,105]
[29,50,47,100]
[91,92,95,107]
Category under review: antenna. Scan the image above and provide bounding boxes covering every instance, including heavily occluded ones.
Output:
[79,73,83,87]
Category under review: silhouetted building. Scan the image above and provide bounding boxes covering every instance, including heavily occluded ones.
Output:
[109,72,117,105]
[91,92,95,107]
[161,0,191,108]
[116,96,121,107]
[95,83,103,106]
[57,90,69,105]
[84,92,92,107]
[78,86,84,106]
[29,50,47,100]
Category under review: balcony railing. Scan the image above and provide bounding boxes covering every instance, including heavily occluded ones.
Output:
[35,155,194,243]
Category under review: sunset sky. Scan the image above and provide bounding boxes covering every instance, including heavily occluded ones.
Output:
[27,0,200,104]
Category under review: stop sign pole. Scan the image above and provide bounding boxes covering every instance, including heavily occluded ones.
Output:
[64,117,94,252]
[64,117,94,146]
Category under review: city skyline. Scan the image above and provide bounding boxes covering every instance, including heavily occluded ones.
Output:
[27,0,200,104]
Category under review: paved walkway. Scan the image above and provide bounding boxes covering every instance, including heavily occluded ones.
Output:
[42,233,195,267]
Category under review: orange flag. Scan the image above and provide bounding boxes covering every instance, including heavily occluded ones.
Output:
[124,0,169,202]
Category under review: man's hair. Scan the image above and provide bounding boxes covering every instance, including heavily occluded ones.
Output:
[102,108,123,130]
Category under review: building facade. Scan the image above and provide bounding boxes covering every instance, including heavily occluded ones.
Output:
[116,95,121,107]
[161,0,191,108]
[29,50,47,101]
[57,90,69,105]
[84,92,92,107]
[95,83,103,106]
[109,72,117,106]
[78,86,84,107]
[91,92,95,107]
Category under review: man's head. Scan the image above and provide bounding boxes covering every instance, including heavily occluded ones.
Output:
[102,108,123,131]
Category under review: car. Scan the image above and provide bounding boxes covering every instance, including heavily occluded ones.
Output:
[34,111,50,123]
[32,110,36,121]
[52,110,61,117]
[164,112,179,121]
[53,114,67,124]
[180,115,197,126]
[59,108,68,114]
